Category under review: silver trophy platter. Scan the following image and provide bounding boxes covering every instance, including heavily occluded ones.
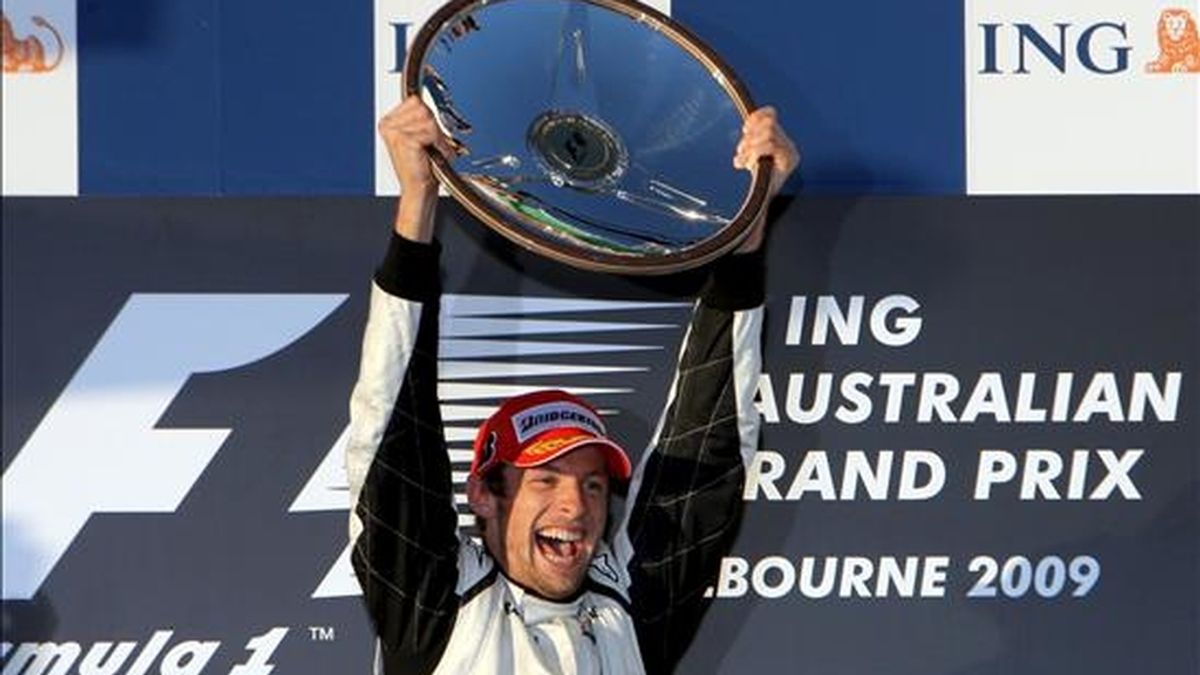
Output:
[405,0,772,274]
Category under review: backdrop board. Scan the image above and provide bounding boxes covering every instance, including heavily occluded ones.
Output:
[5,1,1199,197]
[2,196,1197,675]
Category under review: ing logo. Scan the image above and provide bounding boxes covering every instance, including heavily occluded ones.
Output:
[1145,8,1200,73]
[1,12,65,74]
[975,6,1200,76]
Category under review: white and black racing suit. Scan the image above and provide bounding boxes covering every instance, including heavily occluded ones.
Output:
[345,233,765,675]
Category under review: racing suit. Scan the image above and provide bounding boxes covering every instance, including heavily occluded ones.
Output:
[346,233,765,675]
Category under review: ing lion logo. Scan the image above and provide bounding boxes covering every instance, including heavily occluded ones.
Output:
[1145,8,1200,73]
[2,12,65,74]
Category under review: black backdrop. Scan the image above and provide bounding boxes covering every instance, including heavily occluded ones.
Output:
[2,196,1196,674]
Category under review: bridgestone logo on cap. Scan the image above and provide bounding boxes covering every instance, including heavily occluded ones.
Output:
[512,402,605,443]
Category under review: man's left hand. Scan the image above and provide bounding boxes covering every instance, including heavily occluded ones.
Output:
[733,106,800,253]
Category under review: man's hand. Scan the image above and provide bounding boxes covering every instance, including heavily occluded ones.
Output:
[378,96,457,243]
[732,106,799,253]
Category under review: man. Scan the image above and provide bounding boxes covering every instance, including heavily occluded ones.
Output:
[346,96,798,674]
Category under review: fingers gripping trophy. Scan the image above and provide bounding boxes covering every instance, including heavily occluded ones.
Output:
[348,1,799,673]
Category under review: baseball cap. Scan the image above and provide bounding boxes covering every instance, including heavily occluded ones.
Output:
[471,389,633,481]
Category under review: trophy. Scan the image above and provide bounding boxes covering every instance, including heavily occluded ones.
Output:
[405,0,772,274]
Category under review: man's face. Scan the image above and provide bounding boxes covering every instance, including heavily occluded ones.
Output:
[473,445,611,600]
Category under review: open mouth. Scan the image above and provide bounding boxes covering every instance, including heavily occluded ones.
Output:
[535,527,586,566]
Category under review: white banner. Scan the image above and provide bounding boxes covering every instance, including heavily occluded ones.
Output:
[2,0,77,195]
[966,0,1200,194]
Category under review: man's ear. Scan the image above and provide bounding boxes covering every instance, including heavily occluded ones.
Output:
[466,474,496,518]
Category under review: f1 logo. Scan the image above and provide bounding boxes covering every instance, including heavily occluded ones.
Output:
[1,293,345,600]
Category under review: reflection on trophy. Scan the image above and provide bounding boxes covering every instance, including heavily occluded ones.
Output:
[406,0,773,274]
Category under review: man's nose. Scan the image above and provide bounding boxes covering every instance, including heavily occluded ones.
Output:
[555,480,588,518]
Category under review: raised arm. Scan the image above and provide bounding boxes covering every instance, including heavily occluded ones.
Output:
[344,97,462,673]
[613,107,799,673]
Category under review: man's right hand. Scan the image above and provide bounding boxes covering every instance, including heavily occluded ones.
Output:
[377,96,456,243]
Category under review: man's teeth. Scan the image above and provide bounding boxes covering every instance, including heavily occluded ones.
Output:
[539,528,583,543]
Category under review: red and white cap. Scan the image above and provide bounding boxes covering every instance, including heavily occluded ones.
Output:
[471,389,632,481]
